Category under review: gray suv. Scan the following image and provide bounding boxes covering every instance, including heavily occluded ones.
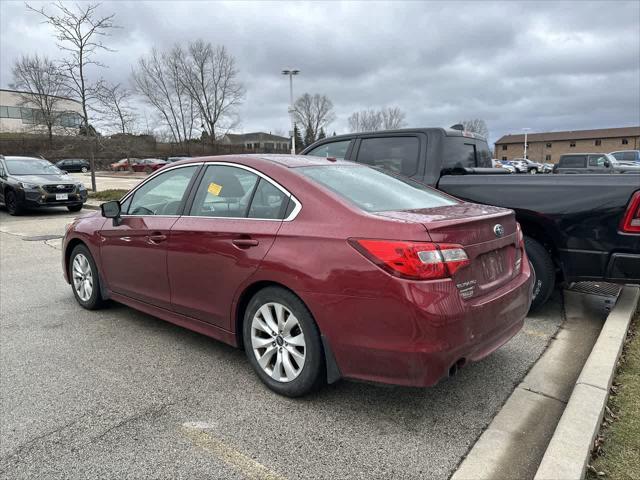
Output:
[0,156,87,215]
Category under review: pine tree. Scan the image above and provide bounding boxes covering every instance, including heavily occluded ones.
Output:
[293,124,304,153]
[317,128,326,140]
[332,131,337,136]
[304,126,316,147]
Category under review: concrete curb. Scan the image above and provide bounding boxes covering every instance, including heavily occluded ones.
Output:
[534,286,640,480]
[451,291,606,480]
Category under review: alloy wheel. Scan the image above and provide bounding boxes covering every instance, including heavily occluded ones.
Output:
[72,253,93,302]
[251,302,306,383]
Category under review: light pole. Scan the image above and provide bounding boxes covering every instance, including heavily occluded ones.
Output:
[282,69,300,155]
[522,128,530,159]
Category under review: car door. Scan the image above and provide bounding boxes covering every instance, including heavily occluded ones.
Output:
[99,164,200,309]
[167,164,292,329]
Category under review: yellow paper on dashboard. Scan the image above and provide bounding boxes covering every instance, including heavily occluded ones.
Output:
[208,182,223,196]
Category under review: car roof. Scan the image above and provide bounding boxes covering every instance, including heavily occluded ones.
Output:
[3,156,47,161]
[174,154,356,169]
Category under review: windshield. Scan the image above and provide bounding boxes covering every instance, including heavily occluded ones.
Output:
[5,158,64,175]
[299,165,458,212]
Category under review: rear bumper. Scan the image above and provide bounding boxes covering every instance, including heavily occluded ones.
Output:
[560,248,640,284]
[304,262,533,387]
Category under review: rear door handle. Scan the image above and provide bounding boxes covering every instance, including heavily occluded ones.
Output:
[232,238,259,248]
[148,233,167,244]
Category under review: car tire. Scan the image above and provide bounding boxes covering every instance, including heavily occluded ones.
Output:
[68,205,83,212]
[69,244,106,310]
[81,166,88,173]
[525,236,555,311]
[5,190,23,216]
[144,167,152,174]
[243,286,325,397]
[529,168,538,174]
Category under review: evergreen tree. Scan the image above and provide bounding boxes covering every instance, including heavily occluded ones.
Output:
[332,131,336,136]
[317,128,326,140]
[304,126,316,147]
[293,124,304,153]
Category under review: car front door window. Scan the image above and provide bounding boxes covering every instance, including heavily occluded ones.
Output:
[189,165,259,218]
[126,165,198,216]
[356,136,420,176]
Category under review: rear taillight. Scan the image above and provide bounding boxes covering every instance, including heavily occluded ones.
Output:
[621,192,640,233]
[350,239,470,280]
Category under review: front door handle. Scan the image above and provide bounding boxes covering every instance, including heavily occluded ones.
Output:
[232,238,259,248]
[148,233,167,244]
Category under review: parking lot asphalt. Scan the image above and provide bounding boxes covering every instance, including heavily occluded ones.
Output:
[0,208,566,480]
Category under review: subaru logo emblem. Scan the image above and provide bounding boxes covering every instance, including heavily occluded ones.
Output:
[57,185,66,190]
[493,224,505,237]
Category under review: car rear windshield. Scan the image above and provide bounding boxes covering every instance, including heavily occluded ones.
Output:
[299,165,458,212]
[5,158,63,175]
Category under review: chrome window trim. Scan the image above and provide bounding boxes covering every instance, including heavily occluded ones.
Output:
[118,160,302,221]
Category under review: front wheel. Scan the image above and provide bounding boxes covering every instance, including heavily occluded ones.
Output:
[81,166,88,173]
[69,244,106,310]
[529,168,538,174]
[5,190,23,216]
[525,236,555,311]
[243,287,325,397]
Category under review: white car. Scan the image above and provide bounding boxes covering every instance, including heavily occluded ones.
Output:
[491,159,516,173]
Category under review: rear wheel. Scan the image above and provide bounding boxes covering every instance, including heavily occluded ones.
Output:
[69,244,105,310]
[144,166,152,174]
[5,190,23,216]
[243,287,325,397]
[525,236,555,311]
[81,166,88,173]
[529,168,538,174]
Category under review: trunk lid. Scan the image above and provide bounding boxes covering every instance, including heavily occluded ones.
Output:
[376,203,519,298]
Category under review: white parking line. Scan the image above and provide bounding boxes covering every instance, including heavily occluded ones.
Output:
[180,422,286,480]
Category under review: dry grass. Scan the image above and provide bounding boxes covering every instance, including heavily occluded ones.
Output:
[88,189,129,201]
[588,309,640,479]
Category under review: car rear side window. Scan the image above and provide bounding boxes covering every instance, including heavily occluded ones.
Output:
[588,155,606,167]
[189,165,259,218]
[299,165,457,213]
[355,136,419,176]
[248,179,289,219]
[560,155,586,168]
[306,140,351,159]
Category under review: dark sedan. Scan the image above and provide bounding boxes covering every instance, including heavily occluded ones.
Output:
[63,155,533,396]
[0,156,87,215]
[56,158,91,173]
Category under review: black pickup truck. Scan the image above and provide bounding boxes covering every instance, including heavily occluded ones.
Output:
[302,128,640,310]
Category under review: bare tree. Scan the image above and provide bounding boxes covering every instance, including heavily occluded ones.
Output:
[348,106,406,132]
[132,47,196,150]
[27,1,119,190]
[294,93,335,144]
[347,109,382,132]
[178,40,245,142]
[381,106,407,130]
[11,54,71,143]
[459,118,489,138]
[94,82,136,134]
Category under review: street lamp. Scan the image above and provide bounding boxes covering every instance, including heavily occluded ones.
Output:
[522,128,531,159]
[282,69,300,155]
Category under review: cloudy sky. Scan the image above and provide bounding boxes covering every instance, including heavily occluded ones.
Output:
[1,0,639,144]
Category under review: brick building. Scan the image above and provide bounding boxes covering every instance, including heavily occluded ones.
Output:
[494,126,640,164]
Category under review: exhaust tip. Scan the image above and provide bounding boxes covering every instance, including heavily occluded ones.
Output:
[449,358,467,377]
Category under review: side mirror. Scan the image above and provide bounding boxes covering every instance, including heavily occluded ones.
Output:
[604,160,611,168]
[101,200,122,225]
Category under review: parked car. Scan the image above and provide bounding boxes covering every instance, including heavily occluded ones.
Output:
[110,158,139,171]
[63,155,533,396]
[56,158,91,173]
[302,128,640,311]
[166,156,190,163]
[542,163,554,173]
[553,153,640,174]
[0,155,87,215]
[132,158,167,173]
[491,159,516,173]
[610,150,640,165]
[510,158,544,174]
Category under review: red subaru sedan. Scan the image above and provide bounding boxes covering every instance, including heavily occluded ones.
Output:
[62,155,533,396]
